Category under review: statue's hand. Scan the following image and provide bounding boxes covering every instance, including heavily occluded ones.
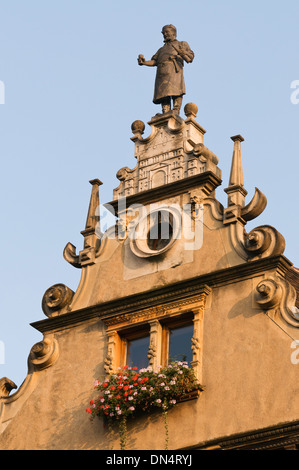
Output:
[138,54,145,65]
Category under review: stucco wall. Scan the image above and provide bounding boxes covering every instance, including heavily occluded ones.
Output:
[1,274,298,450]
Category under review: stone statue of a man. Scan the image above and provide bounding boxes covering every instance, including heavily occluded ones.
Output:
[138,25,194,115]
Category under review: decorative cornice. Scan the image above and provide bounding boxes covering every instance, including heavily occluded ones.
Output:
[30,255,293,334]
[182,419,299,450]
[105,172,222,216]
[102,292,209,329]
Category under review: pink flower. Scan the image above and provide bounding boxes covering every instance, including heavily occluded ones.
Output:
[129,406,135,411]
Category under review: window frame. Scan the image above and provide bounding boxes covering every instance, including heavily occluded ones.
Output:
[160,313,194,367]
[102,287,210,381]
[119,326,151,370]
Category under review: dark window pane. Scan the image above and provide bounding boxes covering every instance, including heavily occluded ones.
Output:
[147,211,174,251]
[126,335,150,370]
[169,324,193,364]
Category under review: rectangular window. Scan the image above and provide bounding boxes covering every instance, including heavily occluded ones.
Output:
[168,323,193,364]
[119,327,150,370]
[161,313,194,367]
[126,335,150,369]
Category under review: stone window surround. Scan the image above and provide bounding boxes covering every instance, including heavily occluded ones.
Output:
[102,291,209,380]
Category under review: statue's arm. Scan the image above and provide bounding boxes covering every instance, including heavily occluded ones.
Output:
[177,41,195,63]
[138,54,156,66]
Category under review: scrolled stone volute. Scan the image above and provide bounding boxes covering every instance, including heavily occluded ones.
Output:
[0,377,17,397]
[244,228,271,255]
[244,225,285,259]
[255,279,282,310]
[28,336,59,372]
[42,283,74,317]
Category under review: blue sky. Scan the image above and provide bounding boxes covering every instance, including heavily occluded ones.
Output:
[0,0,298,387]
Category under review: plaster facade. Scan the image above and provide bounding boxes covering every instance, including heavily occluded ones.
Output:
[0,105,298,450]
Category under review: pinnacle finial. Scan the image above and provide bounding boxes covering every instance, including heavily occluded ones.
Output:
[224,135,247,218]
[82,179,102,236]
[228,135,245,188]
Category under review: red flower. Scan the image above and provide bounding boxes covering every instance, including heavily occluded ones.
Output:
[132,367,138,370]
[123,385,129,391]
[90,399,94,405]
[124,365,129,369]
[102,382,108,387]
[110,386,115,390]
[116,395,121,399]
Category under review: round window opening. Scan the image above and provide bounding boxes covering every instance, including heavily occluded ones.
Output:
[130,207,181,258]
[147,210,174,251]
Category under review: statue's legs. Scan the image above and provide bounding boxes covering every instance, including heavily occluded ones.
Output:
[161,97,171,114]
[172,96,182,114]
[160,95,183,114]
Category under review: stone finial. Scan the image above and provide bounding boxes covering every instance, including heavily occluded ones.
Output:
[83,179,102,234]
[184,102,198,118]
[131,120,145,138]
[223,135,248,224]
[64,179,103,268]
[228,135,245,188]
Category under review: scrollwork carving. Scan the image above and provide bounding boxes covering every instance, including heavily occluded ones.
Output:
[255,276,299,328]
[255,279,282,310]
[242,225,285,261]
[28,335,59,372]
[0,377,17,397]
[42,283,74,317]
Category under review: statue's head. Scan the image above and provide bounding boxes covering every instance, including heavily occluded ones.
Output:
[161,24,177,41]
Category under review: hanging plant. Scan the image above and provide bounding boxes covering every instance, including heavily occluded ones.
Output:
[86,362,203,450]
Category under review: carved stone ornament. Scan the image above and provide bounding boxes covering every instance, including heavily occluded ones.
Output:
[104,354,114,375]
[28,335,59,372]
[228,223,286,262]
[42,283,74,317]
[147,342,157,365]
[244,225,285,259]
[0,377,17,397]
[255,276,299,328]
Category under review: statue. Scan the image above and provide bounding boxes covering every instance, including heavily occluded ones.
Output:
[138,25,194,115]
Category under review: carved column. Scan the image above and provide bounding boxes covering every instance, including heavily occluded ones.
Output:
[104,331,119,376]
[148,320,162,370]
[191,307,204,381]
